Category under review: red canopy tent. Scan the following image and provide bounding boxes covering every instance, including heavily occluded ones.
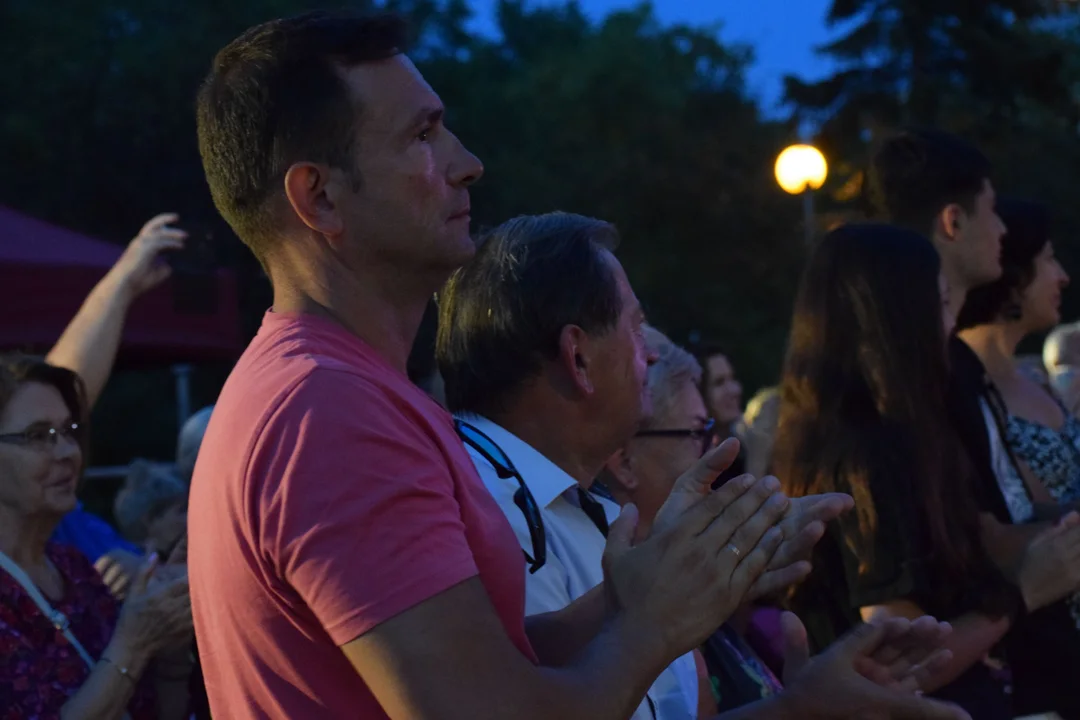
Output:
[0,204,243,363]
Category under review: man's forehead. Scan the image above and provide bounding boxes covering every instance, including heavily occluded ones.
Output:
[342,55,441,129]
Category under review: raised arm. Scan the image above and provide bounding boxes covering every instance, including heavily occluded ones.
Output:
[47,213,185,408]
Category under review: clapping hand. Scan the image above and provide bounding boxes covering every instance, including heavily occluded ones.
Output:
[652,438,852,599]
[778,612,969,720]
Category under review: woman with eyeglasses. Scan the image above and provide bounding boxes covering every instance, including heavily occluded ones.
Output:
[0,354,192,719]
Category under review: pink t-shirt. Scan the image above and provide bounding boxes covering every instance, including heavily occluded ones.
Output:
[189,311,536,718]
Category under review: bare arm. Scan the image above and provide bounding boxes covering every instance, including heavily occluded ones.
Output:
[861,601,1008,693]
[343,578,663,720]
[523,584,608,667]
[47,213,185,408]
[60,628,152,720]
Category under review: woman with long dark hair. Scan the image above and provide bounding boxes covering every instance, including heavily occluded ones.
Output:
[773,224,1017,718]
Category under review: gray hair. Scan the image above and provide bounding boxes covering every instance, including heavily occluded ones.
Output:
[114,460,187,543]
[177,405,214,483]
[1044,323,1080,370]
[643,326,702,427]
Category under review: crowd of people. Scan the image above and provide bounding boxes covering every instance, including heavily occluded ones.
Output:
[5,8,1080,720]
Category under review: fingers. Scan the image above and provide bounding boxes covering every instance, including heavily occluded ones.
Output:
[672,472,756,537]
[868,616,913,669]
[670,438,742,499]
[730,526,784,593]
[897,648,954,694]
[131,552,159,596]
[766,519,825,571]
[139,213,180,236]
[832,622,888,661]
[746,561,811,601]
[1060,511,1080,528]
[720,487,790,563]
[779,611,810,684]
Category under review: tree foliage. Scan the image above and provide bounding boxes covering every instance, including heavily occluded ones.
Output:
[0,0,807,464]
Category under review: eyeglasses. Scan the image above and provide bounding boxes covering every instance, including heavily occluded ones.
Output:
[635,418,717,457]
[0,422,83,451]
[455,419,547,574]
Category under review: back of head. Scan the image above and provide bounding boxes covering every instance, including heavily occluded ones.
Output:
[778,223,946,442]
[1045,322,1080,370]
[865,128,991,238]
[437,212,622,416]
[776,223,985,593]
[114,459,186,543]
[177,405,215,483]
[196,11,408,267]
[956,198,1052,329]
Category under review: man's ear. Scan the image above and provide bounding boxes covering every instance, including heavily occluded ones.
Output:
[283,162,346,243]
[604,447,638,490]
[557,324,595,396]
[936,202,965,242]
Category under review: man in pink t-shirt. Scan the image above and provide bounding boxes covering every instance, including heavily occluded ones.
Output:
[189,10,870,720]
[190,309,535,716]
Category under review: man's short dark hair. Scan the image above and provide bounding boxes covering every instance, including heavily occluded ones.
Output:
[437,212,622,415]
[864,128,992,238]
[196,11,408,266]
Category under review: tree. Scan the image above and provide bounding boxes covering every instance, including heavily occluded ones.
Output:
[1,0,805,470]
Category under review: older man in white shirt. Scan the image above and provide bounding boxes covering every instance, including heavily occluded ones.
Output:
[436,212,864,720]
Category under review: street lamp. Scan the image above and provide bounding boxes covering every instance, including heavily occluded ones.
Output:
[775,144,828,245]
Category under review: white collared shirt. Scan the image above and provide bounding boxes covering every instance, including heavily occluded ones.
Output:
[457,413,698,720]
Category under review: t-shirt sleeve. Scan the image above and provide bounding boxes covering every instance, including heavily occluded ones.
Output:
[832,462,930,612]
[255,371,480,646]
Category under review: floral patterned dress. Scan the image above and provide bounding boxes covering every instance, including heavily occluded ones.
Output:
[0,542,154,720]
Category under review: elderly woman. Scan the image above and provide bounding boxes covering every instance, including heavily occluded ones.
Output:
[0,354,192,719]
[115,461,187,558]
[599,327,968,719]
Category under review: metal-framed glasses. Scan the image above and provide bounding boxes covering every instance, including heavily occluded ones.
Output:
[455,419,547,574]
[635,418,717,457]
[0,422,83,451]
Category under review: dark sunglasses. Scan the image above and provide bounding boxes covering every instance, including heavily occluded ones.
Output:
[635,418,717,457]
[455,419,547,574]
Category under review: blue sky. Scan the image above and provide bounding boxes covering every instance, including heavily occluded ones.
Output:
[466,0,840,115]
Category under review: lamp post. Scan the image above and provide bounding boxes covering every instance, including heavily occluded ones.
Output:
[774,144,828,246]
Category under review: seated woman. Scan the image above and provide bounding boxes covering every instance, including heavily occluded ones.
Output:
[0,354,193,719]
[957,198,1080,716]
[114,460,188,558]
[772,224,1020,719]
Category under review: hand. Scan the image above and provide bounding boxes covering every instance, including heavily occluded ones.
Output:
[778,612,969,720]
[1017,512,1080,611]
[114,554,193,657]
[748,492,854,600]
[602,448,790,662]
[652,438,839,599]
[108,213,187,299]
[94,548,142,600]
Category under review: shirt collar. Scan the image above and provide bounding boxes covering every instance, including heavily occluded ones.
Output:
[455,413,580,509]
